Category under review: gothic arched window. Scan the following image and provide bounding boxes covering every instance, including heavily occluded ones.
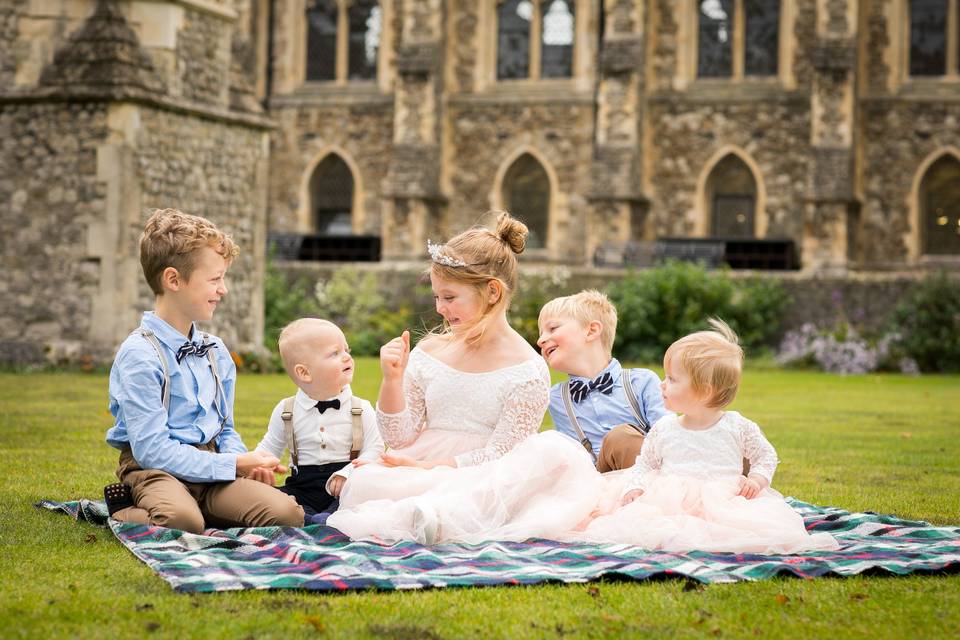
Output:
[503,154,550,249]
[908,0,959,77]
[310,154,355,235]
[698,0,779,78]
[707,155,757,238]
[497,0,576,80]
[306,0,381,82]
[920,154,960,255]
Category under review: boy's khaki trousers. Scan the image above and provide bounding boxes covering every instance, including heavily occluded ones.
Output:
[112,442,304,533]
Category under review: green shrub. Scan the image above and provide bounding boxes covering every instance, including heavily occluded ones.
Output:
[888,271,960,372]
[508,267,573,348]
[608,260,791,363]
[262,256,321,369]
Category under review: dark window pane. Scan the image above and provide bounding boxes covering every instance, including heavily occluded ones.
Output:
[744,0,779,76]
[709,155,756,238]
[541,0,575,78]
[498,0,532,79]
[348,0,380,80]
[306,0,337,81]
[504,154,550,249]
[921,155,960,255]
[310,155,355,235]
[698,0,733,77]
[909,0,947,76]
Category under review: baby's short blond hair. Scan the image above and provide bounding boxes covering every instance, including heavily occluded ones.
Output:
[539,290,617,357]
[139,208,239,295]
[664,318,743,409]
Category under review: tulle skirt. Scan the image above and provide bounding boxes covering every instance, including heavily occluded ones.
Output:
[565,472,840,554]
[328,430,603,545]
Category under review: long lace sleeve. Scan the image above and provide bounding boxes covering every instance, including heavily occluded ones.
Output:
[376,355,427,449]
[453,373,550,467]
[622,419,665,494]
[739,415,778,484]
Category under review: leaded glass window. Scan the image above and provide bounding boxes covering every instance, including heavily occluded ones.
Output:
[921,155,960,255]
[698,0,734,77]
[503,154,550,249]
[709,155,756,238]
[306,0,337,81]
[498,0,532,79]
[541,0,575,78]
[697,0,781,79]
[311,155,355,235]
[910,0,948,76]
[348,0,380,79]
[744,0,779,76]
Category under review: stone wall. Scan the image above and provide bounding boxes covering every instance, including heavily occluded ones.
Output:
[0,102,109,364]
[648,98,811,241]
[133,106,270,350]
[177,6,232,106]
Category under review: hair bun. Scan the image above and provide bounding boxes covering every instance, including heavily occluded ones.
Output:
[494,211,528,254]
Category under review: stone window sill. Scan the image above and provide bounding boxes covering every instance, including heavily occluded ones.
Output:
[271,83,391,107]
[451,80,594,106]
[653,78,803,103]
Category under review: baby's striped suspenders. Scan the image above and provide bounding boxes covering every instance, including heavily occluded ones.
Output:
[279,396,363,475]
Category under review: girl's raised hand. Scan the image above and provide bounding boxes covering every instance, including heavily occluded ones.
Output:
[380,330,410,380]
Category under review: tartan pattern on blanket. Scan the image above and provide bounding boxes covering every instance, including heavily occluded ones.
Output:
[37,498,960,592]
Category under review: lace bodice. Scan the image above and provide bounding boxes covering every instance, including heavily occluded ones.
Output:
[624,411,778,493]
[377,348,551,467]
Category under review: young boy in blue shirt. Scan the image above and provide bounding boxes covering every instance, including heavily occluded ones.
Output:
[104,209,304,533]
[537,290,669,472]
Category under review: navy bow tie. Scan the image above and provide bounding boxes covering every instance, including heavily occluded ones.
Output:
[176,340,217,364]
[569,371,614,403]
[316,399,341,414]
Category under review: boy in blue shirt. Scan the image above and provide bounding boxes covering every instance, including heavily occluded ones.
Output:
[537,290,669,472]
[104,209,304,532]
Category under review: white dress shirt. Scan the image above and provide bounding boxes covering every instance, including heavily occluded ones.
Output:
[255,385,384,494]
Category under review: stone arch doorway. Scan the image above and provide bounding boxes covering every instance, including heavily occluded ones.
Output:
[705,153,758,238]
[501,152,551,249]
[309,153,355,235]
[918,153,960,256]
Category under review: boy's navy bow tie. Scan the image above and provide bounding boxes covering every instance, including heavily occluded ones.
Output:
[316,399,341,413]
[176,340,217,364]
[569,371,614,403]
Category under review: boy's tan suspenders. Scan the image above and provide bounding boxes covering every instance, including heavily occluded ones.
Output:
[138,329,226,425]
[280,396,364,474]
[560,369,652,463]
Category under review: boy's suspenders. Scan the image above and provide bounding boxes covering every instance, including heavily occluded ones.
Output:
[138,329,226,427]
[280,396,364,474]
[560,369,652,463]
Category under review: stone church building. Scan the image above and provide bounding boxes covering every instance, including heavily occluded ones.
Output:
[1,0,958,362]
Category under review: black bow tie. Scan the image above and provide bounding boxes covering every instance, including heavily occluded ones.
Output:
[176,340,217,364]
[569,371,614,403]
[316,399,341,414]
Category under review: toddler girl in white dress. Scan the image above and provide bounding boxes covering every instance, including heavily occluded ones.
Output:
[572,319,839,554]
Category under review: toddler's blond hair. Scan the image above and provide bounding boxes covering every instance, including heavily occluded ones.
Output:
[139,208,239,295]
[664,318,743,408]
[538,290,617,357]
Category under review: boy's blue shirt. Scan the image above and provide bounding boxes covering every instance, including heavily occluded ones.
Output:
[105,312,245,483]
[548,358,668,456]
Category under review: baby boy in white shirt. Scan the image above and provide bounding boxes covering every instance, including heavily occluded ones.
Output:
[254,318,384,515]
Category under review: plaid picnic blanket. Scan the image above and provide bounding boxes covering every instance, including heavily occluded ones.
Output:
[37,498,960,592]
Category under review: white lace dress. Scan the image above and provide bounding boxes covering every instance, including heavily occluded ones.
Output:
[328,348,603,544]
[568,412,839,554]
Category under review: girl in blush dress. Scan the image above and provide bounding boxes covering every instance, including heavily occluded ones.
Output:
[327,212,601,545]
[570,319,839,554]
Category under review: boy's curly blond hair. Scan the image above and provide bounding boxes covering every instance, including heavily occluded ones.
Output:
[664,318,743,408]
[139,209,239,295]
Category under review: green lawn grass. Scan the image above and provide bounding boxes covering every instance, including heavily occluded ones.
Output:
[1,361,959,638]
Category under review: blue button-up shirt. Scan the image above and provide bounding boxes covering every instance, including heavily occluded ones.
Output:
[105,312,244,483]
[548,358,669,456]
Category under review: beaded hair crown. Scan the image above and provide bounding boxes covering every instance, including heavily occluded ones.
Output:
[426,239,468,268]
